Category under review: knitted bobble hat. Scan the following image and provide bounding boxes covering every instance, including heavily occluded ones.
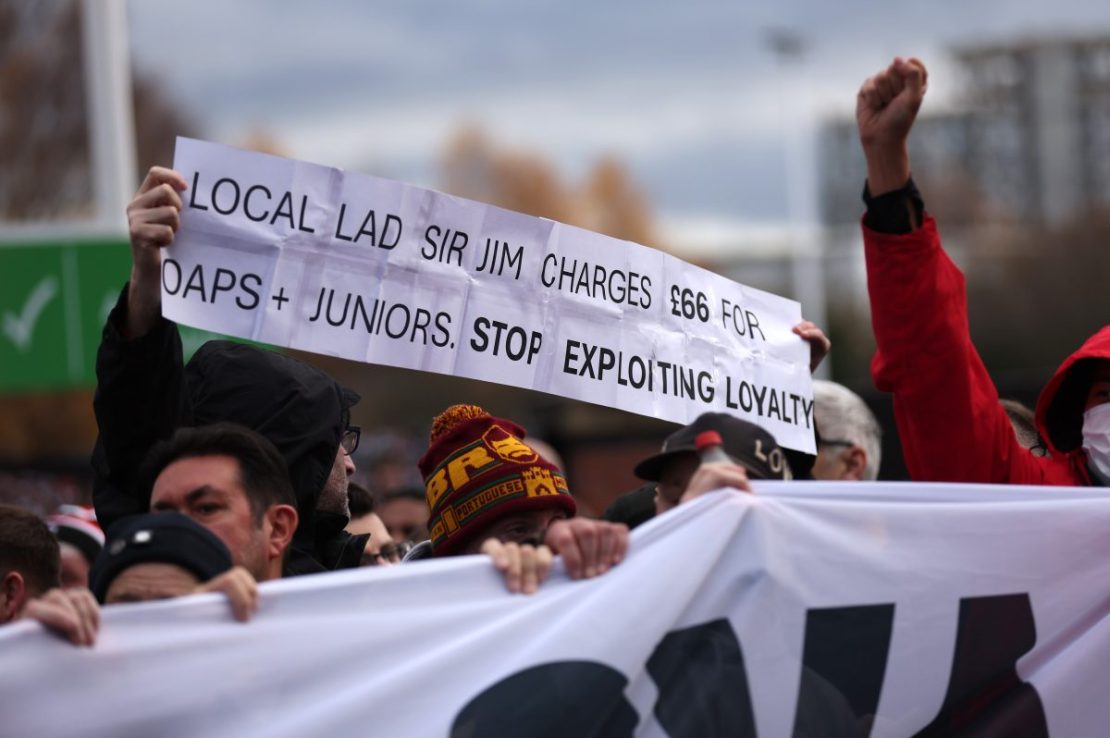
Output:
[417,404,575,555]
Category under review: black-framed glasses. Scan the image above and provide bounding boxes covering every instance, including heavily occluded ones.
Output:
[341,425,361,455]
[819,438,855,448]
[361,540,410,566]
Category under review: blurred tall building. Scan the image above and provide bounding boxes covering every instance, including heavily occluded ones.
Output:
[820,35,1110,227]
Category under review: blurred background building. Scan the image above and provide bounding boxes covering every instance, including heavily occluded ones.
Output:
[821,36,1110,226]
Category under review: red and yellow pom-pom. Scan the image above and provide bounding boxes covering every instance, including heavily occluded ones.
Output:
[430,404,489,443]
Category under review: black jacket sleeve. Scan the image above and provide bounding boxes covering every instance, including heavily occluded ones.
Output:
[862,177,925,234]
[90,284,192,530]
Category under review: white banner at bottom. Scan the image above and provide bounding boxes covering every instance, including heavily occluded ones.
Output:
[3,482,1110,737]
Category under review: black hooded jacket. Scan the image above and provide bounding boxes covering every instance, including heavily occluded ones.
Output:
[92,286,367,575]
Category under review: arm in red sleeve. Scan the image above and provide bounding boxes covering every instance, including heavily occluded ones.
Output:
[864,216,1048,484]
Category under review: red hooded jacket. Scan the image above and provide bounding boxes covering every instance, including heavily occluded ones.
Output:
[864,214,1109,485]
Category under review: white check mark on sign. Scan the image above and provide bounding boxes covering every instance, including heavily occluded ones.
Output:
[3,276,59,352]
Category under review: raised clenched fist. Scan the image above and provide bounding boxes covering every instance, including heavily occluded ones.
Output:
[856,57,928,196]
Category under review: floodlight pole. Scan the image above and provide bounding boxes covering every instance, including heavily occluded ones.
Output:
[81,0,137,233]
[765,29,829,379]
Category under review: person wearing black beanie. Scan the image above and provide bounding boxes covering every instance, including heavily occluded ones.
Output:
[90,512,258,621]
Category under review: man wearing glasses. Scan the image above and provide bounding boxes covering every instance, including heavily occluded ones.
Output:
[810,380,883,482]
[92,167,369,576]
[345,479,409,567]
[320,424,361,520]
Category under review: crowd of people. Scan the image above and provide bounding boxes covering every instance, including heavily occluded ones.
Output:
[1,58,1106,670]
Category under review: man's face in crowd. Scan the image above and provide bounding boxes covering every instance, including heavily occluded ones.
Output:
[811,446,839,481]
[347,512,400,566]
[317,448,355,518]
[380,496,429,544]
[151,455,270,579]
[811,442,866,481]
[1085,362,1110,411]
[104,562,201,604]
[57,543,90,590]
[460,508,570,555]
[653,454,700,516]
[368,460,414,497]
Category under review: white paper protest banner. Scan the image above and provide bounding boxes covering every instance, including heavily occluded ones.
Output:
[4,482,1110,737]
[163,138,815,452]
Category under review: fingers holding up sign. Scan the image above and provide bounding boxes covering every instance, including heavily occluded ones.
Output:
[545,518,628,581]
[125,166,189,338]
[481,538,554,595]
[856,57,928,196]
[679,462,754,507]
[793,320,830,374]
[23,588,100,647]
[129,167,188,256]
[195,566,259,623]
[480,519,629,594]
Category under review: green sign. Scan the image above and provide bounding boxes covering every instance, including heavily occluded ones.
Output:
[0,238,233,393]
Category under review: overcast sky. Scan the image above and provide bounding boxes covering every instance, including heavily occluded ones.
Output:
[129,0,1110,224]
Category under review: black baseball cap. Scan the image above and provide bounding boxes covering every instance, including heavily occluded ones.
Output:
[634,412,804,481]
[89,512,233,603]
[602,483,658,530]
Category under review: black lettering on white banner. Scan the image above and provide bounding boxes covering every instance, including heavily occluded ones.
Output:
[791,604,895,738]
[449,594,1047,737]
[646,619,757,738]
[161,258,262,311]
[913,593,1048,738]
[450,661,637,738]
